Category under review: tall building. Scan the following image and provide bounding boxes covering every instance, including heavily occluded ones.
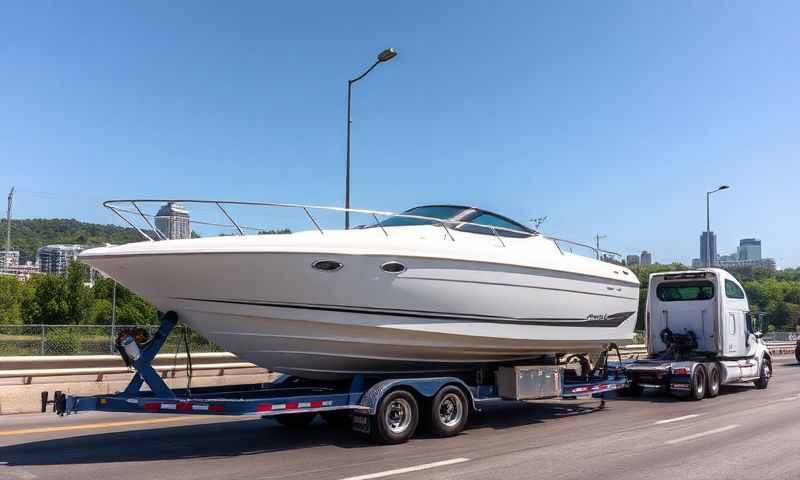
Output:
[700,231,717,266]
[37,244,83,276]
[737,238,762,261]
[626,254,640,266]
[640,250,653,266]
[154,202,191,240]
[0,250,19,270]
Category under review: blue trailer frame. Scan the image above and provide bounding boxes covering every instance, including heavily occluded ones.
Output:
[56,312,629,441]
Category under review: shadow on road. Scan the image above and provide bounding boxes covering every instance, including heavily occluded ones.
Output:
[0,401,603,466]
[0,418,372,466]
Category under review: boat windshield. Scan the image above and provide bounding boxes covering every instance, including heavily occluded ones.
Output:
[378,205,468,227]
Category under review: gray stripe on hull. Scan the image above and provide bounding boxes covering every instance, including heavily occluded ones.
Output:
[175,297,635,328]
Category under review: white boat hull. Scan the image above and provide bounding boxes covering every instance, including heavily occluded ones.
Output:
[82,231,639,380]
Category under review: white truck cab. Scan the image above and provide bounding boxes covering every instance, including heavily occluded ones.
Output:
[625,268,772,400]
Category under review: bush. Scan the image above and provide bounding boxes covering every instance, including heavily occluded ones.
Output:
[45,327,83,355]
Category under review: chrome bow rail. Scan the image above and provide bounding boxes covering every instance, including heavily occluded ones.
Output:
[102,199,622,260]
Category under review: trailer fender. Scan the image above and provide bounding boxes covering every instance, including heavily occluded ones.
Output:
[360,377,476,415]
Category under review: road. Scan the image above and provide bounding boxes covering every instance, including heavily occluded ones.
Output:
[1,356,798,480]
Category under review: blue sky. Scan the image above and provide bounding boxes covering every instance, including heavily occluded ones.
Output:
[2,1,798,266]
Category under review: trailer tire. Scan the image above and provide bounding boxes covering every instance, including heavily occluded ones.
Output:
[428,385,469,438]
[371,389,419,445]
[275,412,317,428]
[754,357,771,390]
[706,365,721,398]
[688,365,706,401]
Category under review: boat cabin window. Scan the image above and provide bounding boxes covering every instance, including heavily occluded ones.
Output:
[378,206,467,228]
[656,281,714,302]
[724,279,746,299]
[457,212,532,238]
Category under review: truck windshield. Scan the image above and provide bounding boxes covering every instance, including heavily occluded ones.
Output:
[656,281,714,302]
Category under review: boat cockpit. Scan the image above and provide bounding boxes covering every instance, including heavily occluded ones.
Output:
[374,205,535,238]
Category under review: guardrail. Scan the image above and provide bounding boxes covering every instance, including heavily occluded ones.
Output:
[0,352,258,384]
[1,341,795,385]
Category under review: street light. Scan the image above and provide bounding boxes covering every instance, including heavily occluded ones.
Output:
[345,48,398,229]
[705,185,730,267]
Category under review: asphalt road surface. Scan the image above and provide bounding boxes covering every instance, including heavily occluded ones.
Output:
[1,356,798,480]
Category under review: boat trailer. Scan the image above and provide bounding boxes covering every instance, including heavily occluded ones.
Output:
[56,311,630,444]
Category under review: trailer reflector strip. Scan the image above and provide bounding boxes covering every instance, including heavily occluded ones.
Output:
[257,400,332,412]
[141,402,223,412]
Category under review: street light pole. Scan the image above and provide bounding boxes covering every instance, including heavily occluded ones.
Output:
[345,48,397,230]
[705,185,730,267]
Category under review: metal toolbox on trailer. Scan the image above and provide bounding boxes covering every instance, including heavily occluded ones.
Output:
[497,365,562,400]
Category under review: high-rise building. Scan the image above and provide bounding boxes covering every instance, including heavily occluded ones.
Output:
[626,254,640,266]
[737,238,762,261]
[640,251,653,266]
[0,250,19,270]
[154,202,191,240]
[691,258,703,268]
[37,244,83,276]
[700,231,717,266]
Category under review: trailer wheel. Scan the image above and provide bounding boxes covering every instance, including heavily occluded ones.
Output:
[275,412,317,428]
[688,365,707,401]
[754,357,771,390]
[428,385,469,438]
[707,365,721,398]
[371,389,419,445]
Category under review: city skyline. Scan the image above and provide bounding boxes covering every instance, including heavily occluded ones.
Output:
[2,2,799,267]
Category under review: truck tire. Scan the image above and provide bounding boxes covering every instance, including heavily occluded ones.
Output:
[795,344,800,363]
[754,358,771,390]
[706,365,721,398]
[275,412,317,428]
[688,365,707,401]
[428,385,469,438]
[371,389,419,444]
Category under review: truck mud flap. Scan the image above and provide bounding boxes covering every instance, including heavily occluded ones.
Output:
[351,413,370,434]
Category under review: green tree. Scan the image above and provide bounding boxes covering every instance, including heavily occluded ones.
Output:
[26,274,69,324]
[0,276,33,325]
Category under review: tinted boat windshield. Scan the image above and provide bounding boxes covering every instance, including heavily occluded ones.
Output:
[375,205,534,238]
[378,206,467,227]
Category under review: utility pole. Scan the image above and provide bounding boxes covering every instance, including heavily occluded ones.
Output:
[3,187,13,271]
[594,233,606,260]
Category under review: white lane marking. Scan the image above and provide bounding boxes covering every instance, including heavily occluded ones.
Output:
[665,425,740,445]
[654,414,700,425]
[777,393,800,402]
[338,458,470,480]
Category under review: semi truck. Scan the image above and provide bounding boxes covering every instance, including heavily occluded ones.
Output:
[623,268,772,400]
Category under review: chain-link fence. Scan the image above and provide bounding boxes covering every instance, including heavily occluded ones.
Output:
[763,331,799,342]
[0,324,222,356]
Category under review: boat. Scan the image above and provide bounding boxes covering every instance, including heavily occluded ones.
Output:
[79,200,640,380]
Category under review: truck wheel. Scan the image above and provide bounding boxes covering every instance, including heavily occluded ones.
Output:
[429,385,469,438]
[754,358,771,390]
[371,389,419,444]
[275,412,317,428]
[689,366,706,401]
[706,365,721,398]
[795,345,800,363]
